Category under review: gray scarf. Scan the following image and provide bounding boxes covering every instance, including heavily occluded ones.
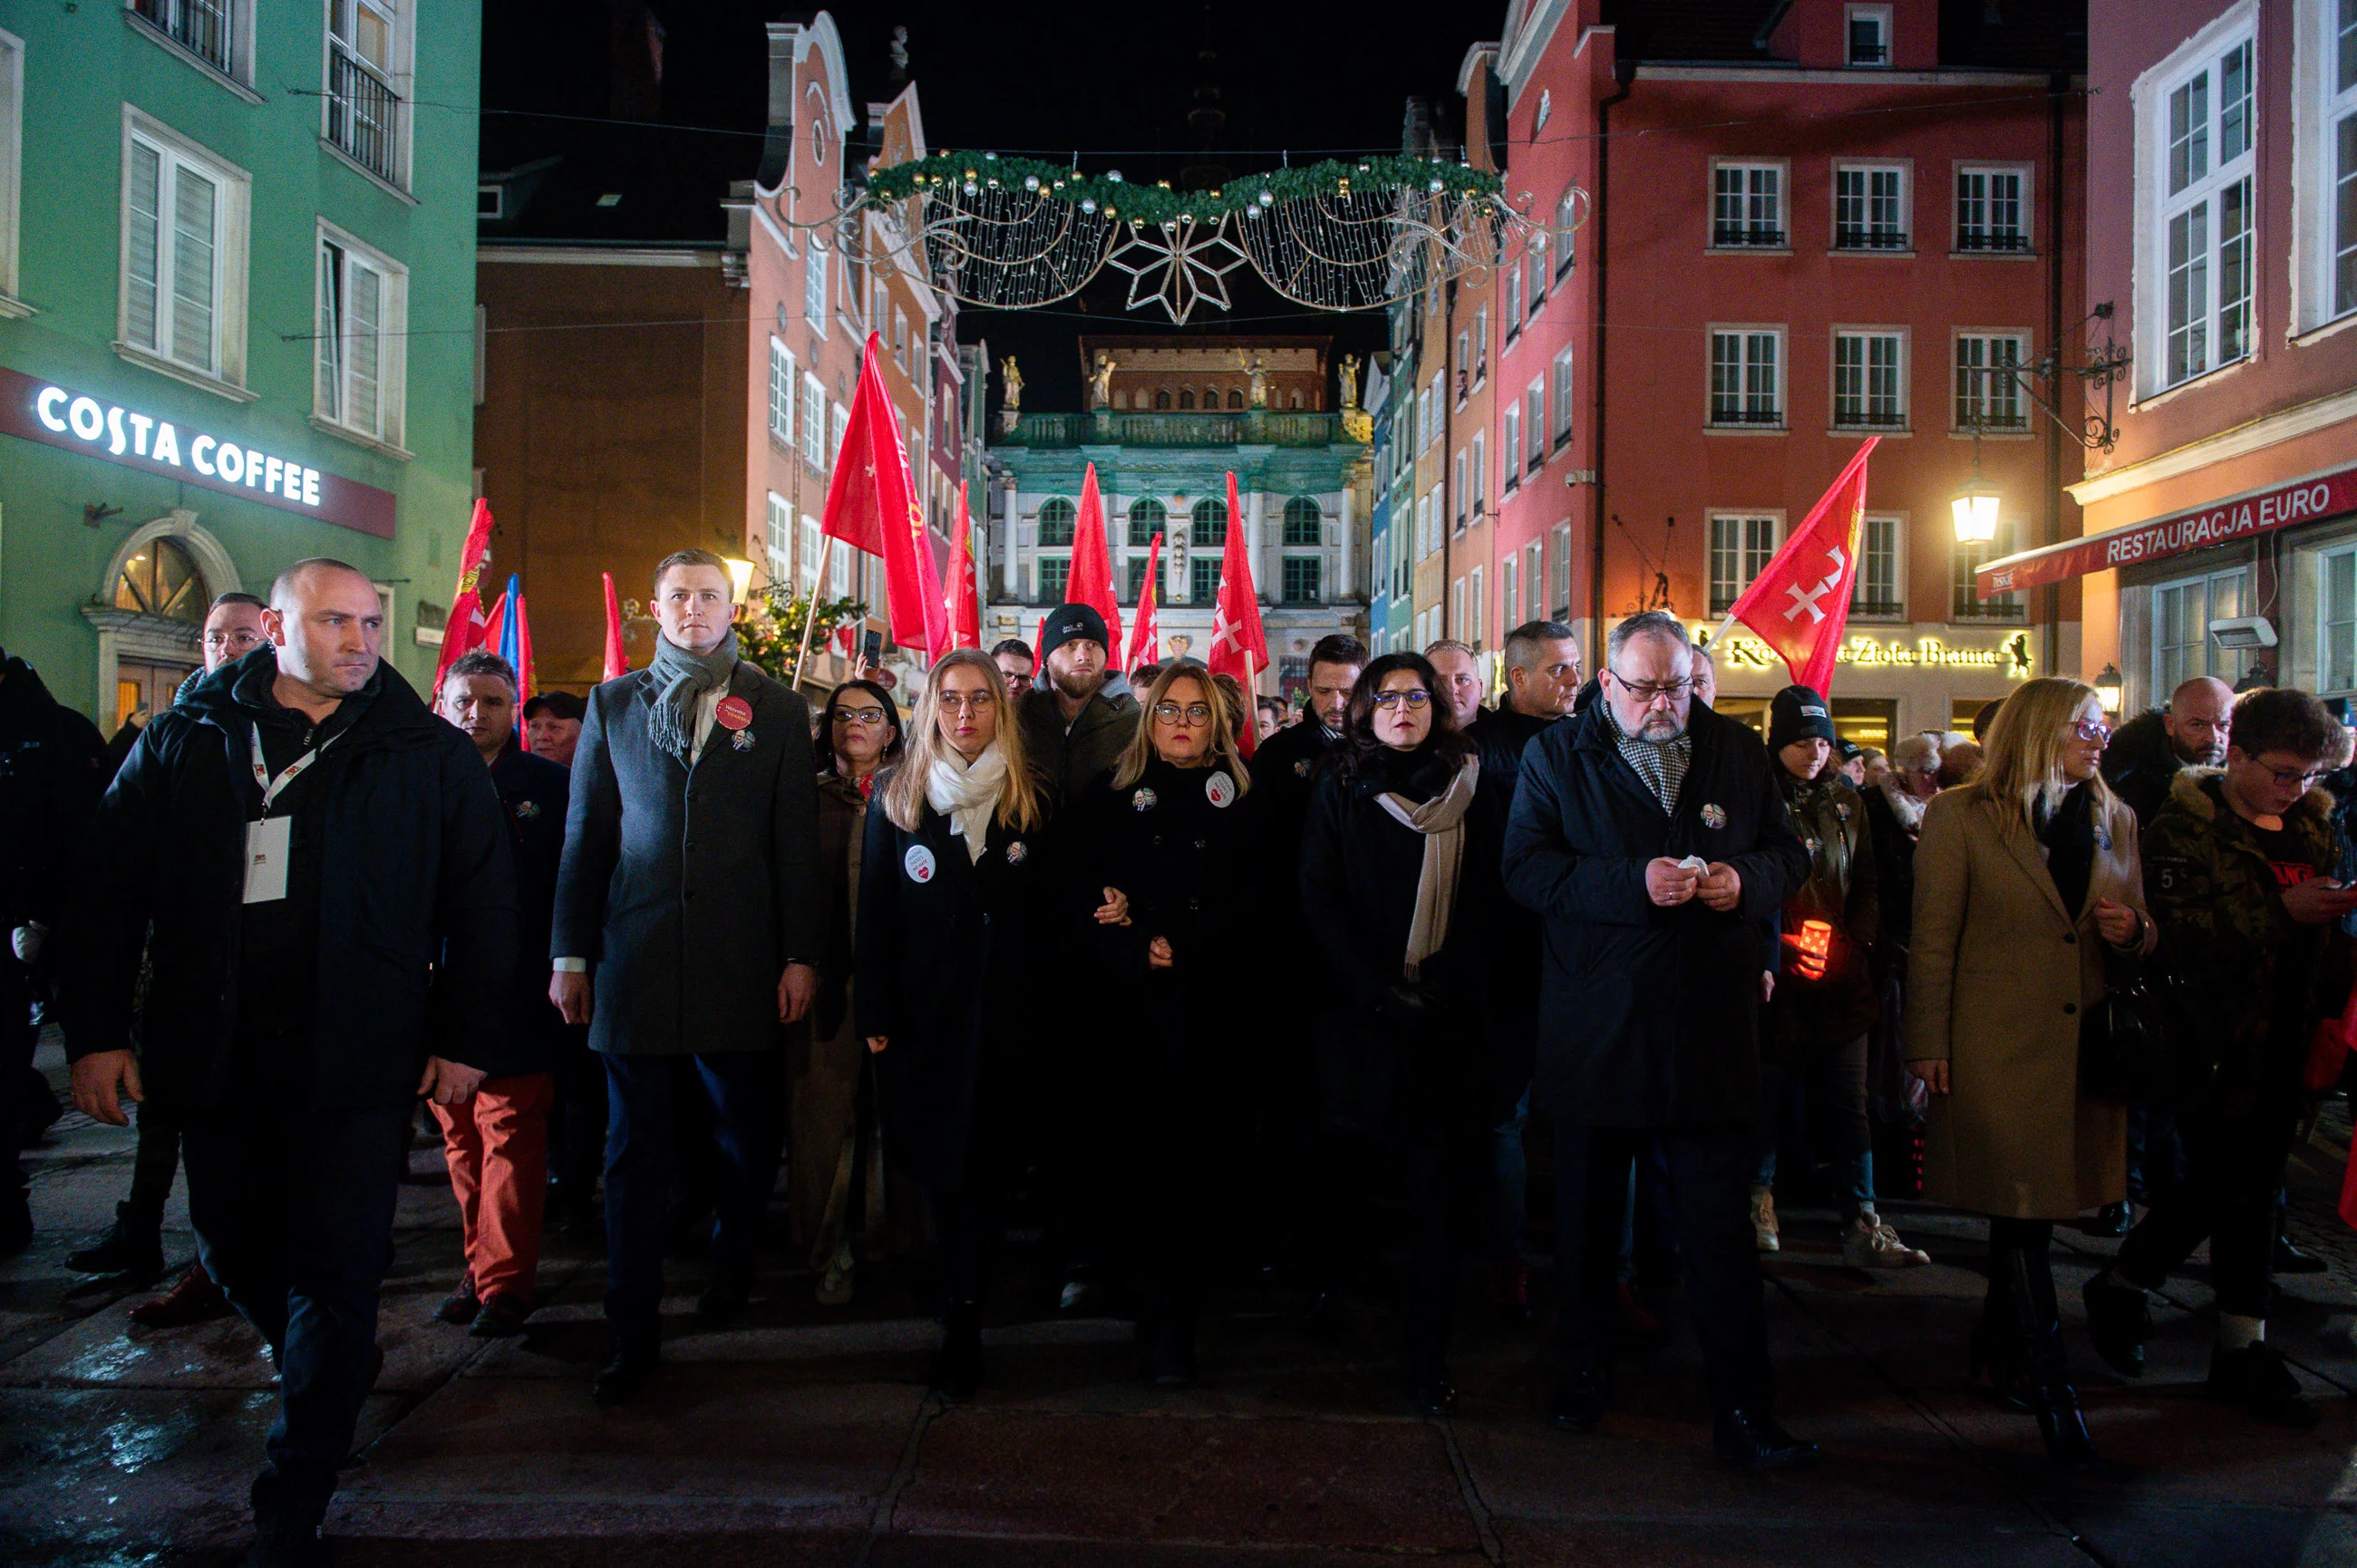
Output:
[648,628,741,763]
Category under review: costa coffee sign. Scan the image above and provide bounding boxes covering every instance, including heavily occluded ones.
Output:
[1976,463,2357,597]
[0,366,397,538]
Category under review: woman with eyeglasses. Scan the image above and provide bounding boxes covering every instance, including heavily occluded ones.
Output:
[1905,676,2155,1470]
[786,680,908,1308]
[1079,663,1261,1385]
[855,651,1065,1399]
[1298,652,1508,1416]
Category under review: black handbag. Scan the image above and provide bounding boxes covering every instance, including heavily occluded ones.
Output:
[2078,950,2171,1103]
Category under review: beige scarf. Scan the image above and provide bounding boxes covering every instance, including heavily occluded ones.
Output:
[1375,755,1481,982]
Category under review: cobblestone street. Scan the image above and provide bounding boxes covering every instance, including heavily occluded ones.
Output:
[6,1039,2357,1568]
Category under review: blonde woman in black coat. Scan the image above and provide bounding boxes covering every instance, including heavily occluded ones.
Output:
[1082,663,1261,1386]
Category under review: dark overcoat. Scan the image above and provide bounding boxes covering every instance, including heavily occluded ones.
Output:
[489,740,571,1074]
[551,662,821,1057]
[854,790,1051,1192]
[1501,700,1808,1128]
[1299,745,1508,1138]
[63,653,517,1108]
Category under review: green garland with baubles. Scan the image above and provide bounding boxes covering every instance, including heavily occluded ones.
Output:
[865,151,1505,227]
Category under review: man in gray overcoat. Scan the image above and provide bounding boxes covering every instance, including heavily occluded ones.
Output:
[552,548,822,1406]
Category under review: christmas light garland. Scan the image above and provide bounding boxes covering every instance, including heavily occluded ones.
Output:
[866,150,1504,225]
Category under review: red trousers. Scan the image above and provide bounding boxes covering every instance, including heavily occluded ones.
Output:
[433,1072,554,1307]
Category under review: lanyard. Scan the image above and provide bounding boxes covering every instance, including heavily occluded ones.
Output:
[247,725,338,818]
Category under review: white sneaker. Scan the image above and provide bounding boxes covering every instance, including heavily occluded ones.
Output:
[1842,1214,1929,1269]
[1750,1186,1780,1253]
[815,1242,856,1306]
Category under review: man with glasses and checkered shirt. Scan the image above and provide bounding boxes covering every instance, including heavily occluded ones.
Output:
[1501,610,1815,1472]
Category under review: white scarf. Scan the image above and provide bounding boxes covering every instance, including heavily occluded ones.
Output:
[926,744,1007,862]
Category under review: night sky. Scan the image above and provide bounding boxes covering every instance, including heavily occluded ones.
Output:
[480,0,1500,407]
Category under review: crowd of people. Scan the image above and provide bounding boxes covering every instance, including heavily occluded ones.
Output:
[1,545,2351,1565]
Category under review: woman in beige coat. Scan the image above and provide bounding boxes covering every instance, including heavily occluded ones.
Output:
[1906,676,2155,1470]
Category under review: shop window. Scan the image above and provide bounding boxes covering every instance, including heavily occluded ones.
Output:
[2150,565,2249,693]
[115,535,207,623]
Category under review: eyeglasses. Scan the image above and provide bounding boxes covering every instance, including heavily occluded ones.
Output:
[1608,672,1691,702]
[833,707,889,726]
[2070,720,2112,744]
[937,692,996,713]
[2256,760,2328,790]
[1370,689,1431,711]
[202,629,262,649]
[1152,702,1214,724]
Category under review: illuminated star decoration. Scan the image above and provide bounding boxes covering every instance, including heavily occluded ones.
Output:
[1105,216,1249,325]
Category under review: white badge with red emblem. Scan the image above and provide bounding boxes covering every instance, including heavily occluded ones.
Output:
[1206,770,1237,808]
[904,844,936,884]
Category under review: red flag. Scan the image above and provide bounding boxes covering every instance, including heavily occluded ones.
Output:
[601,572,628,681]
[1207,473,1267,758]
[822,333,948,658]
[947,481,982,651]
[480,589,509,664]
[1721,439,1878,694]
[432,498,496,689]
[1068,462,1122,655]
[1124,531,1162,672]
[513,590,537,707]
[834,623,858,659]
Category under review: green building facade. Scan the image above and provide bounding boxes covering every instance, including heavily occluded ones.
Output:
[0,0,480,729]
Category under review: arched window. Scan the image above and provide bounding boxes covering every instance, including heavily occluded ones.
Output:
[114,536,206,624]
[1154,389,1171,411]
[1287,390,1304,409]
[1113,390,1130,410]
[1227,389,1245,409]
[1128,497,1167,547]
[1036,497,1076,547]
[1282,497,1322,547]
[1178,389,1196,410]
[1190,496,1227,547]
[1202,387,1219,410]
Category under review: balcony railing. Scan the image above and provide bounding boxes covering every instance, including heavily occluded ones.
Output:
[1833,407,1909,429]
[1835,226,1911,251]
[327,45,402,185]
[1000,410,1351,449]
[1709,406,1785,429]
[1954,229,2032,254]
[1713,224,1788,248]
[132,0,235,76]
[1952,593,2026,622]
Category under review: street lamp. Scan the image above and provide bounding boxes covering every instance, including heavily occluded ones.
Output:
[1951,472,2001,544]
[2093,663,2124,714]
[722,556,757,605]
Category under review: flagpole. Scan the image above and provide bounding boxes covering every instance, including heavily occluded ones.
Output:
[791,534,833,689]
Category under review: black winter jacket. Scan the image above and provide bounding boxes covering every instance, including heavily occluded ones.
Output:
[1501,700,1809,1128]
[2100,709,2184,831]
[488,740,572,1074]
[0,655,108,939]
[63,650,519,1110]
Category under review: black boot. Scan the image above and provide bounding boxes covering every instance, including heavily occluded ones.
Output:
[66,1202,167,1280]
[2002,1245,2095,1472]
[2081,1270,2150,1379]
[933,1301,983,1402]
[1712,1408,1821,1471]
[1967,1305,2033,1411]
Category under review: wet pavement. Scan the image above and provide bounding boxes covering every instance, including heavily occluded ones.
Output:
[6,1037,2357,1568]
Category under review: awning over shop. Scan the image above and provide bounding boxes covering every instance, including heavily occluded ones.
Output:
[1975,461,2357,598]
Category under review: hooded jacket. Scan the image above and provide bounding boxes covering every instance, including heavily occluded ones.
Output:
[62,648,518,1110]
[2144,767,2354,1108]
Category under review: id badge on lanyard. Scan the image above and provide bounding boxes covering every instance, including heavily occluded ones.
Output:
[244,729,328,905]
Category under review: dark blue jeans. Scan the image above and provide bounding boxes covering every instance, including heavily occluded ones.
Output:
[181,1099,411,1526]
[602,1050,783,1358]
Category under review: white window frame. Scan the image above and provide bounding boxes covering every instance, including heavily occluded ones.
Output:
[2314,538,2357,694]
[312,218,407,451]
[0,29,22,315]
[1954,330,2031,431]
[829,402,849,470]
[320,0,412,193]
[1831,327,1907,430]
[1451,450,1469,528]
[1551,347,1576,444]
[1502,402,1522,488]
[128,0,259,91]
[1846,5,1893,68]
[804,236,829,337]
[1832,160,1910,250]
[1526,540,1545,621]
[1500,555,1518,634]
[1708,511,1784,615]
[1851,511,1906,620]
[1505,264,1523,339]
[1708,326,1785,428]
[1554,185,1577,278]
[1710,160,1788,249]
[2136,9,2259,394]
[765,492,791,590]
[800,513,822,593]
[1550,523,1572,615]
[1469,428,1488,519]
[1469,564,1486,647]
[768,338,794,443]
[117,108,249,396]
[1954,524,2028,622]
[1523,380,1545,470]
[800,370,825,468]
[2294,0,2357,333]
[891,306,908,373]
[2147,564,2249,690]
[1450,577,1466,642]
[1953,161,2033,255]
